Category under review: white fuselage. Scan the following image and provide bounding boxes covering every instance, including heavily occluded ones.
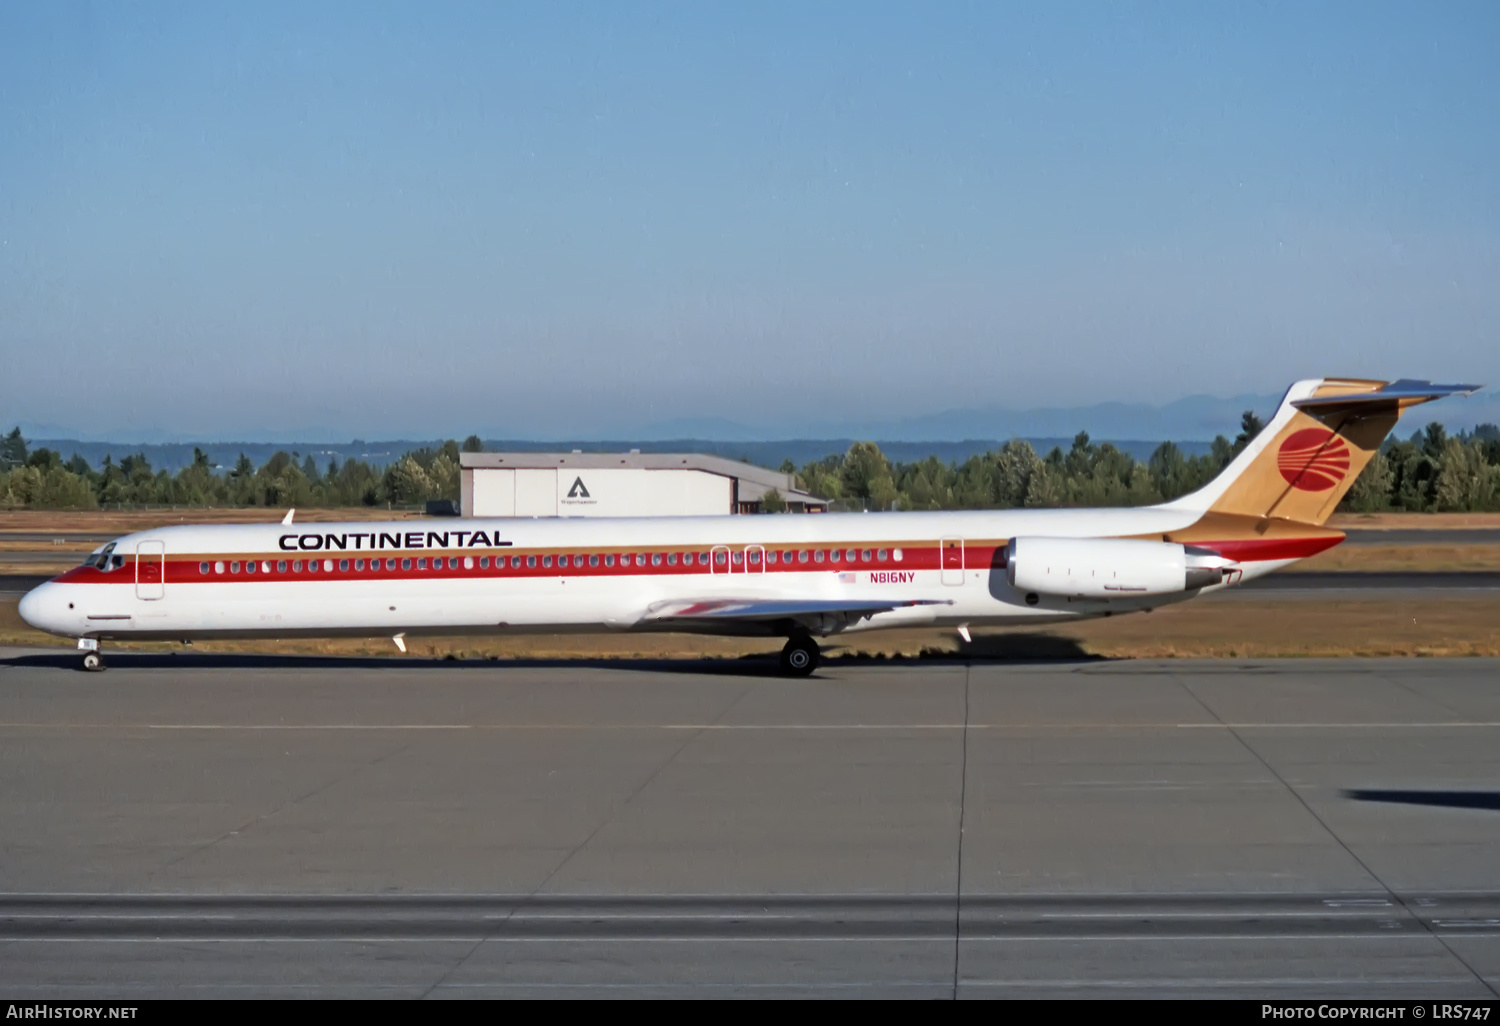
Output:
[18,506,1289,644]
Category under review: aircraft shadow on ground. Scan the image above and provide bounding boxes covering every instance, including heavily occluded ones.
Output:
[1344,789,1500,812]
[1,632,1103,677]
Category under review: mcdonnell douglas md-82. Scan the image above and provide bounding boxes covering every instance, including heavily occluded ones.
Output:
[18,378,1480,674]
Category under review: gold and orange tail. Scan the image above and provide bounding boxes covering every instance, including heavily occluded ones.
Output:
[1161,378,1480,526]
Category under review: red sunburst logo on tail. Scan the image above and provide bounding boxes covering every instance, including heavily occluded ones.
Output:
[1277,428,1351,491]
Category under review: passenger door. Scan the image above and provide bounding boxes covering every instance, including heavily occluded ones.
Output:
[135,540,166,600]
[940,537,964,586]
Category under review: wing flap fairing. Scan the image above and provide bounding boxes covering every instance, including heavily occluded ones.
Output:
[642,597,952,635]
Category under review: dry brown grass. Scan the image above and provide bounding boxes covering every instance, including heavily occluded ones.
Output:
[6,593,1498,662]
[1327,512,1500,530]
[1286,543,1500,572]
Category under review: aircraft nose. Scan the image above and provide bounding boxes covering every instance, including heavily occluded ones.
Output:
[18,582,70,636]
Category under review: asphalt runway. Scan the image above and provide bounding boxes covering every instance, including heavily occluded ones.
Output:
[1343,529,1500,546]
[1238,571,1500,593]
[1,651,1498,997]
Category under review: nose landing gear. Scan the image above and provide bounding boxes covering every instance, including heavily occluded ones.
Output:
[78,638,104,672]
[779,636,819,677]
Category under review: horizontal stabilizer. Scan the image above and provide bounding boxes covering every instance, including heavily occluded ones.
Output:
[1291,380,1481,418]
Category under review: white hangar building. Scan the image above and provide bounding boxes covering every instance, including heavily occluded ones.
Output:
[459,452,828,518]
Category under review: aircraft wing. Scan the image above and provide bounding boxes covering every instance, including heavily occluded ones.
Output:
[641,597,952,634]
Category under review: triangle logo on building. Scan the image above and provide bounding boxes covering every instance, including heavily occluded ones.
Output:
[567,477,590,499]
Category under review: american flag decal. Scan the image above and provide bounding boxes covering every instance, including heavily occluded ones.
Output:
[838,572,857,583]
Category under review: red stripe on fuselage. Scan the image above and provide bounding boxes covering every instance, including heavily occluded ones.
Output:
[45,534,1339,587]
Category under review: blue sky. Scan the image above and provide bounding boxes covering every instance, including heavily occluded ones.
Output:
[2,2,1497,440]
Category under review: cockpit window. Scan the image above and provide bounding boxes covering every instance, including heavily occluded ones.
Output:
[83,542,117,570]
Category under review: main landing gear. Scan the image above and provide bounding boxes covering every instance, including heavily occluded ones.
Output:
[79,638,104,672]
[779,636,819,677]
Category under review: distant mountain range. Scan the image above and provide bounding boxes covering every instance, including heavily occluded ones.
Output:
[18,388,1495,474]
[21,437,1219,475]
[629,391,1284,444]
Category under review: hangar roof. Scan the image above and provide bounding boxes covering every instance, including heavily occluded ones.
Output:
[459,452,827,509]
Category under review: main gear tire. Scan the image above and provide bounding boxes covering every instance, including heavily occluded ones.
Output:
[779,636,819,677]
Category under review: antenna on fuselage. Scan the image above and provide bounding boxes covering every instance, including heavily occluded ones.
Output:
[281,509,295,525]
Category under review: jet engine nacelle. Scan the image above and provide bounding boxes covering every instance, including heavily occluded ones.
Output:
[1005,536,1227,599]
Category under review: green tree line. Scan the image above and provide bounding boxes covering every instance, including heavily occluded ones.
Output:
[783,414,1500,514]
[3,419,1498,513]
[0,429,483,510]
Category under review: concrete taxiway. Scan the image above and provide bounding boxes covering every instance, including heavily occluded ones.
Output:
[1,651,1498,997]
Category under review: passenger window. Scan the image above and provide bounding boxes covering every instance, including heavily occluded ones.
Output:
[732,551,743,565]
[215,561,226,574]
[813,550,824,563]
[713,550,726,565]
[309,561,319,573]
[401,558,412,571]
[511,555,521,568]
[336,559,347,572]
[798,551,809,563]
[291,560,302,572]
[387,559,397,571]
[636,553,647,567]
[246,561,256,574]
[652,553,663,566]
[199,562,209,575]
[893,548,903,562]
[277,560,287,572]
[667,553,678,566]
[590,554,600,567]
[527,555,537,568]
[863,549,873,562]
[230,561,241,573]
[605,554,615,567]
[464,557,474,570]
[417,558,427,570]
[767,552,778,564]
[783,551,794,563]
[323,560,333,572]
[749,550,761,564]
[355,559,365,571]
[877,549,888,562]
[542,555,553,568]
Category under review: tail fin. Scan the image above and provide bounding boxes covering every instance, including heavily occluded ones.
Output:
[1161,378,1480,525]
